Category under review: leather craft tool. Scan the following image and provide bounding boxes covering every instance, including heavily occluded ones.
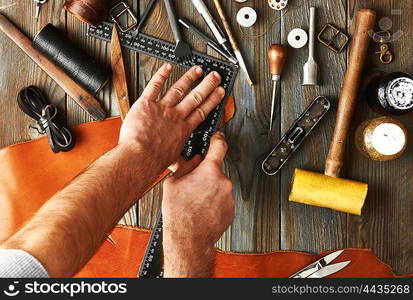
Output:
[289,9,376,216]
[17,86,75,153]
[88,21,238,160]
[213,0,253,86]
[64,0,110,26]
[178,18,237,64]
[317,23,350,54]
[111,25,130,120]
[288,28,308,49]
[236,7,257,28]
[268,44,287,132]
[191,0,234,57]
[34,0,48,20]
[163,0,193,64]
[263,96,330,175]
[0,12,106,121]
[33,24,111,96]
[290,250,350,278]
[268,0,288,11]
[303,7,319,86]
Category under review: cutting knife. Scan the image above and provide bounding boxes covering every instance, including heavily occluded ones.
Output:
[111,25,131,120]
[290,250,350,278]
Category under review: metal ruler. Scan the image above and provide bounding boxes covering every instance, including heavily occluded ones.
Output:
[88,22,238,278]
[88,22,238,160]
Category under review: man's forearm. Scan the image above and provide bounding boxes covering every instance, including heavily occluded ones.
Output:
[1,142,163,277]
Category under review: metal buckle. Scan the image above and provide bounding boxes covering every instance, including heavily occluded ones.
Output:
[109,2,138,33]
[317,23,349,54]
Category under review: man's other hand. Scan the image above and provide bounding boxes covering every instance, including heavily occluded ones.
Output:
[119,64,225,172]
[162,132,235,277]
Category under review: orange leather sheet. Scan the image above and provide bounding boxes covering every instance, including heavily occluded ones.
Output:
[77,226,412,278]
[0,97,411,277]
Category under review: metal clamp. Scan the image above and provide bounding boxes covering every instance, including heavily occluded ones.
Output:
[110,2,138,33]
[262,96,331,176]
[317,23,349,53]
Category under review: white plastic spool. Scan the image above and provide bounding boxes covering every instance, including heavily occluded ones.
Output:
[268,0,288,10]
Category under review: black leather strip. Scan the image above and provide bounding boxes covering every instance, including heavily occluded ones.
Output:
[17,86,75,153]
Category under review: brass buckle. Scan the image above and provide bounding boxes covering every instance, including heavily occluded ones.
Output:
[317,23,349,54]
[373,31,393,64]
[110,2,138,33]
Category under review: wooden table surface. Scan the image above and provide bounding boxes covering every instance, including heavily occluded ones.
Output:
[0,0,412,275]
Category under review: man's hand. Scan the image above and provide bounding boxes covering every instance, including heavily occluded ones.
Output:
[162,132,235,277]
[120,63,225,173]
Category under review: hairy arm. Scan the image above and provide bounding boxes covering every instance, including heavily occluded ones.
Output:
[1,64,225,277]
[163,133,235,277]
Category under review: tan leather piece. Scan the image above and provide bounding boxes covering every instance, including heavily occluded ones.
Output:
[76,226,412,278]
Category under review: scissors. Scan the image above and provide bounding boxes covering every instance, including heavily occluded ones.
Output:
[290,250,351,278]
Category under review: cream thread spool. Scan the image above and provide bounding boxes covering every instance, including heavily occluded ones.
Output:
[236,7,257,28]
[288,28,308,48]
[355,117,408,161]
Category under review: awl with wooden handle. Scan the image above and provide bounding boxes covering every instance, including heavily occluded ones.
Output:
[268,44,287,132]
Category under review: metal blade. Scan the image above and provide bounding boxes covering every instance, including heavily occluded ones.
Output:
[290,250,344,278]
[307,261,351,278]
[111,25,131,120]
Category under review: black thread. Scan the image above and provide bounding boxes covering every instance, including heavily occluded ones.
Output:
[33,24,110,95]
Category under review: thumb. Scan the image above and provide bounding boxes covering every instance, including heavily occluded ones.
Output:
[170,155,202,180]
[203,131,228,167]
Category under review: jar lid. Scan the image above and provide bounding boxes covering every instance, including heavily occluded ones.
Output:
[371,123,406,156]
[387,77,413,110]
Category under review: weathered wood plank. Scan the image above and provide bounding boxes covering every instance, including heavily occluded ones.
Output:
[217,0,281,252]
[346,0,413,275]
[280,0,348,252]
[0,0,65,148]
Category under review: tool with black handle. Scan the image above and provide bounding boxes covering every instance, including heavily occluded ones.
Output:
[163,0,193,63]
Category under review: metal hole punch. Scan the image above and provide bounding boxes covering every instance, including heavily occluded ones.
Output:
[110,2,138,33]
[317,23,350,53]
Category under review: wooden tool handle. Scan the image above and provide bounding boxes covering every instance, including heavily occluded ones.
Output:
[213,0,239,52]
[0,13,106,121]
[325,9,376,177]
[268,45,287,76]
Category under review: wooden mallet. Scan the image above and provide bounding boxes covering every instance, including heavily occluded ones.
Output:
[289,9,377,216]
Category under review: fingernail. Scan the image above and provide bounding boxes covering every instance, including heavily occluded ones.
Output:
[213,71,221,80]
[195,66,203,74]
[217,87,225,96]
[166,63,173,71]
[216,131,225,138]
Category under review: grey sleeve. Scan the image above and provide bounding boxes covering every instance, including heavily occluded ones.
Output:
[0,249,49,278]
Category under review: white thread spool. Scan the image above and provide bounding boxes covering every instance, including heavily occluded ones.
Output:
[268,0,288,10]
[288,28,308,49]
[236,7,257,28]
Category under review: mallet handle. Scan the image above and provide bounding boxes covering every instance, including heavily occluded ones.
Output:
[0,12,106,121]
[325,9,376,178]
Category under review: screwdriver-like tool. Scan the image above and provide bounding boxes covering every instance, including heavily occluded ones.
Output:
[268,44,287,132]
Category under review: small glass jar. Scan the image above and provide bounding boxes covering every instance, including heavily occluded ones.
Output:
[365,72,413,115]
[355,117,408,161]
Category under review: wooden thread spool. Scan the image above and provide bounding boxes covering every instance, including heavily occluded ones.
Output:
[64,0,111,26]
[355,117,408,161]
